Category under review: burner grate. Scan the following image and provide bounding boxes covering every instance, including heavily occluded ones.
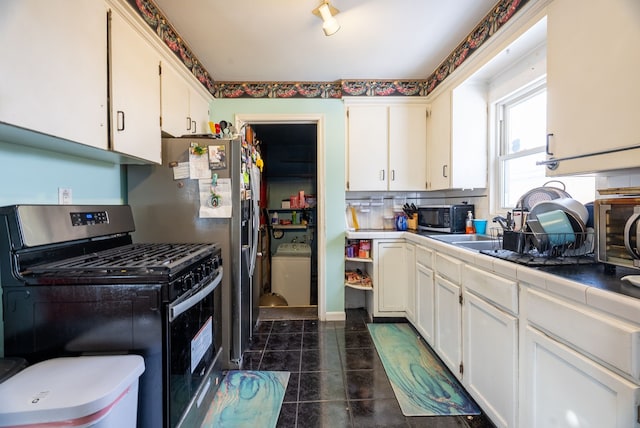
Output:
[29,243,217,274]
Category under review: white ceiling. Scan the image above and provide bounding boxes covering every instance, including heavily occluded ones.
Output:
[151,0,499,82]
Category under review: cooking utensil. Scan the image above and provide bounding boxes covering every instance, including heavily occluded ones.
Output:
[529,200,587,248]
[525,218,549,253]
[529,198,589,248]
[535,209,575,246]
[535,198,589,224]
[516,181,572,211]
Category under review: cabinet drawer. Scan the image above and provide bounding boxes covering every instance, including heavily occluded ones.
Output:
[463,265,518,315]
[416,245,432,268]
[435,253,462,284]
[526,288,640,380]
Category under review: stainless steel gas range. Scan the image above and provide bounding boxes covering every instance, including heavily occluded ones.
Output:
[0,204,223,428]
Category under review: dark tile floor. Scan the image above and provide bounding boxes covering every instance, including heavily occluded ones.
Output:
[242,309,496,428]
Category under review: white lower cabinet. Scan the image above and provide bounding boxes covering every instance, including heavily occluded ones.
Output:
[463,291,518,428]
[405,242,416,323]
[373,240,407,316]
[435,273,462,377]
[523,325,640,428]
[415,249,435,346]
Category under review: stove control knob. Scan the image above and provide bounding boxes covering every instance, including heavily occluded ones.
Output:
[183,274,194,291]
[201,262,210,277]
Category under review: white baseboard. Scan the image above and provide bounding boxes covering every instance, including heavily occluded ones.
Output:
[322,311,346,322]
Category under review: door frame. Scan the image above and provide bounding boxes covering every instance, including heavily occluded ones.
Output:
[235,113,325,319]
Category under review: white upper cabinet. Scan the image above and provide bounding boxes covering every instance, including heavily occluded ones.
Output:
[345,99,428,191]
[427,83,487,190]
[161,61,212,137]
[0,1,108,150]
[545,0,640,175]
[189,88,211,135]
[426,90,452,190]
[388,104,428,190]
[109,6,161,164]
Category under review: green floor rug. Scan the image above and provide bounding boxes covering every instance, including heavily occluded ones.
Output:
[368,323,480,417]
[200,371,289,428]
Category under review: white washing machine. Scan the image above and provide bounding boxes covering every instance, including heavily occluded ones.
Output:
[271,243,311,306]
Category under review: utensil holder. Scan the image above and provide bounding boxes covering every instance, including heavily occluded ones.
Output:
[407,213,418,230]
[503,230,526,253]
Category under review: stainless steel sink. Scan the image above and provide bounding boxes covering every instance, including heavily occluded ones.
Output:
[426,234,500,252]
[452,240,500,251]
[428,234,495,243]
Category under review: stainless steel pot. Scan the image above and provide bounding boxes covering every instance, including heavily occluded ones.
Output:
[516,181,572,211]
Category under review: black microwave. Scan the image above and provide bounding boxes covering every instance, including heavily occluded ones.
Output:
[418,204,474,233]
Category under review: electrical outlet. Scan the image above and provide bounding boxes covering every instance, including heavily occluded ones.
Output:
[58,188,72,205]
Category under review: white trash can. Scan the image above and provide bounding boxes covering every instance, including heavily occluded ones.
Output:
[0,355,145,428]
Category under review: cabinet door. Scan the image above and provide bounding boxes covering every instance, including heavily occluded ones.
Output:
[160,61,191,137]
[426,90,452,190]
[346,105,388,191]
[0,1,108,149]
[416,263,435,346]
[377,241,407,312]
[435,274,461,377]
[463,291,518,428]
[405,243,416,323]
[189,87,211,135]
[451,83,487,189]
[522,326,640,428]
[546,0,640,175]
[388,104,427,191]
[110,8,161,163]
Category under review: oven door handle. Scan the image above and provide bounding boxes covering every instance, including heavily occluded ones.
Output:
[624,209,640,259]
[169,268,223,322]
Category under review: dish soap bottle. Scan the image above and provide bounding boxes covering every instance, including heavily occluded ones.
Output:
[465,210,475,234]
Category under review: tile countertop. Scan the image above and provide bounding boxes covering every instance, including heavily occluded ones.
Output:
[346,229,640,303]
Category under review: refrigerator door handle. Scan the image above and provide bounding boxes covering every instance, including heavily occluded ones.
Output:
[248,166,260,276]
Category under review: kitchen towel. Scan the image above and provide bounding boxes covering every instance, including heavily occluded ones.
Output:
[368,323,480,417]
[200,370,289,428]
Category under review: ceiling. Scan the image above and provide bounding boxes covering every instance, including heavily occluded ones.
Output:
[151,0,499,82]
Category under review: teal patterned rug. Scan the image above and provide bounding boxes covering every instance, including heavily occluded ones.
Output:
[200,371,289,428]
[368,323,480,416]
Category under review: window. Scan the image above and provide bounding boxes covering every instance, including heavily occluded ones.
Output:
[496,82,594,210]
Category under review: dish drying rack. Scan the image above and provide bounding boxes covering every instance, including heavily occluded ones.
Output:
[488,227,595,258]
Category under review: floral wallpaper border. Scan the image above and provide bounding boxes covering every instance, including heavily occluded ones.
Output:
[127,0,528,99]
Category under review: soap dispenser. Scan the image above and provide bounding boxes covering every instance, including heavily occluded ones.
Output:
[465,210,475,234]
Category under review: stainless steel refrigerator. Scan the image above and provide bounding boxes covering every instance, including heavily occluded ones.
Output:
[127,136,260,369]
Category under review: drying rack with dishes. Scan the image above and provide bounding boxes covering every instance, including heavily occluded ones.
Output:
[489,182,595,260]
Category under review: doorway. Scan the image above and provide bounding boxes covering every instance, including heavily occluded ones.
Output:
[236,114,324,318]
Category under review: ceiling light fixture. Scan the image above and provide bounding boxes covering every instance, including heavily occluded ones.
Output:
[312,1,340,36]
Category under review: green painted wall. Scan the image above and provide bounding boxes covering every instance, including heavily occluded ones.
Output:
[211,98,346,315]
[0,141,125,206]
